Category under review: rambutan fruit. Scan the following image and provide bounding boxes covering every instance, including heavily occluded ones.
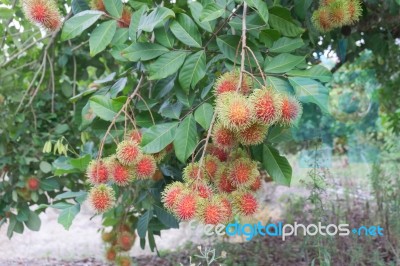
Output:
[214,71,252,96]
[105,247,117,262]
[196,197,225,225]
[250,88,282,125]
[116,140,142,166]
[203,155,220,181]
[133,154,156,179]
[227,148,249,161]
[193,181,213,199]
[118,6,132,28]
[232,191,258,216]
[89,184,115,213]
[152,149,167,163]
[207,144,228,162]
[215,166,236,193]
[183,162,204,182]
[118,224,132,233]
[229,158,259,188]
[346,0,362,24]
[217,194,233,223]
[106,159,131,186]
[279,94,303,125]
[26,177,40,191]
[250,176,262,191]
[212,122,237,150]
[215,92,254,130]
[125,129,142,144]
[117,231,135,251]
[117,256,132,266]
[237,122,268,146]
[161,182,186,211]
[152,170,164,182]
[174,192,199,221]
[22,0,62,32]
[102,231,115,242]
[87,160,109,184]
[312,7,333,32]
[90,0,105,12]
[327,0,350,27]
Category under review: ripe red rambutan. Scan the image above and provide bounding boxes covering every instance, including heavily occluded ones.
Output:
[207,144,228,162]
[116,140,142,166]
[118,6,132,28]
[218,194,233,223]
[26,177,40,191]
[87,160,109,184]
[212,122,237,150]
[327,0,350,27]
[312,7,333,32]
[216,92,254,130]
[215,166,236,193]
[106,159,131,186]
[250,176,262,191]
[250,88,282,125]
[232,191,258,216]
[196,197,225,225]
[203,155,220,181]
[133,154,156,179]
[89,184,115,213]
[117,231,135,251]
[193,182,213,199]
[22,0,62,32]
[183,162,204,182]
[174,193,199,221]
[105,247,117,262]
[229,158,259,188]
[279,94,302,125]
[161,182,185,211]
[237,122,268,146]
[214,71,252,96]
[90,0,105,12]
[126,129,142,144]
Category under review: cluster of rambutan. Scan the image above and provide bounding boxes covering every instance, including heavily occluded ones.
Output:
[22,0,63,32]
[101,224,135,265]
[87,129,159,213]
[312,0,362,32]
[161,71,302,225]
[90,0,132,28]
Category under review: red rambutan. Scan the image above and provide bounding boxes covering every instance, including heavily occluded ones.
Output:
[118,6,132,28]
[105,247,117,262]
[207,144,228,162]
[126,129,142,144]
[212,122,237,150]
[214,71,252,96]
[203,155,220,181]
[22,0,63,32]
[116,140,142,166]
[133,154,156,179]
[237,122,268,146]
[106,159,131,186]
[174,193,199,221]
[193,182,213,199]
[232,191,258,216]
[183,162,204,182]
[215,166,236,193]
[279,94,302,125]
[89,184,115,213]
[87,160,109,184]
[161,182,185,211]
[216,92,254,130]
[26,177,40,191]
[229,158,259,188]
[117,231,135,251]
[218,194,233,223]
[250,176,262,191]
[196,197,225,225]
[250,88,282,125]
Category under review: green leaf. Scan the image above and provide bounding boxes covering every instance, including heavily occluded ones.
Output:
[268,6,304,37]
[56,191,87,200]
[70,154,91,171]
[267,125,293,143]
[159,101,183,119]
[139,7,175,32]
[264,53,305,73]
[266,76,293,94]
[58,204,80,230]
[199,3,224,22]
[50,202,75,210]
[189,2,214,32]
[294,0,312,20]
[71,0,89,15]
[194,103,214,130]
[173,115,198,163]
[89,20,117,56]
[287,65,332,83]
[16,207,30,222]
[141,122,179,153]
[217,35,263,67]
[104,0,123,18]
[155,25,175,48]
[154,205,179,229]
[89,95,125,121]
[122,43,169,62]
[288,77,329,113]
[246,0,269,24]
[111,28,128,45]
[40,178,60,191]
[129,5,147,41]
[61,10,104,41]
[39,161,52,173]
[137,210,153,238]
[170,14,202,48]
[109,77,127,97]
[24,211,41,231]
[269,37,304,53]
[179,51,206,92]
[148,51,187,80]
[262,145,292,186]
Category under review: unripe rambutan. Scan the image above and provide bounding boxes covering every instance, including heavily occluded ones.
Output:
[161,182,185,211]
[207,144,228,162]
[229,158,259,188]
[232,191,258,216]
[250,88,282,125]
[118,6,132,28]
[125,129,142,144]
[237,122,268,146]
[87,160,109,184]
[116,140,142,166]
[346,0,362,24]
[215,166,236,193]
[90,0,105,12]
[212,122,237,150]
[203,155,220,181]
[22,0,62,32]
[89,185,115,213]
[105,247,117,262]
[193,182,213,199]
[279,94,302,125]
[215,92,254,130]
[250,176,262,191]
[214,71,252,96]
[106,159,131,186]
[312,7,333,32]
[117,231,135,251]
[196,197,225,225]
[327,0,350,27]
[133,154,156,179]
[183,162,204,182]
[174,192,199,221]
[102,231,115,242]
[117,256,132,266]
[26,177,40,191]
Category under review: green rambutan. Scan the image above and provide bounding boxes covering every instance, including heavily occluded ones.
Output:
[312,7,334,32]
[237,122,268,146]
[214,71,252,96]
[89,184,115,213]
[102,231,115,242]
[116,140,142,166]
[227,148,249,161]
[117,256,132,266]
[250,88,282,125]
[346,0,362,24]
[87,160,109,184]
[327,0,350,27]
[279,94,303,125]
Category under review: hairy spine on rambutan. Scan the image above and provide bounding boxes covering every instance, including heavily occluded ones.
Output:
[87,160,109,184]
[161,182,186,211]
[118,6,132,28]
[346,0,362,24]
[26,177,40,191]
[312,7,333,32]
[250,88,282,125]
[217,194,233,223]
[228,148,249,161]
[214,71,252,96]
[203,155,220,181]
[232,191,259,216]
[22,0,63,32]
[212,122,237,150]
[174,192,199,221]
[215,165,236,193]
[125,129,142,144]
[117,231,135,251]
[192,181,213,199]
[105,247,117,262]
[327,0,350,27]
[215,92,254,130]
[89,184,115,213]
[250,176,262,191]
[183,162,204,182]
[229,158,259,188]
[196,197,225,225]
[207,144,228,162]
[116,140,142,166]
[279,94,303,125]
[106,158,131,186]
[237,122,268,146]
[133,154,156,179]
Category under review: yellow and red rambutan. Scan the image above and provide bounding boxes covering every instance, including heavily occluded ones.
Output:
[327,0,350,27]
[118,6,132,28]
[152,149,167,163]
[320,0,335,6]
[214,71,252,96]
[279,94,303,125]
[161,182,186,211]
[183,162,204,182]
[250,88,282,125]
[212,122,237,150]
[22,0,63,32]
[106,159,131,186]
[250,176,262,191]
[203,155,220,181]
[105,247,117,262]
[87,160,109,184]
[117,256,132,266]
[312,7,333,32]
[207,144,228,162]
[346,0,362,24]
[116,140,142,166]
[117,231,135,251]
[174,192,199,221]
[90,0,106,12]
[133,154,156,179]
[216,92,254,130]
[193,181,213,199]
[26,176,40,191]
[125,129,142,144]
[232,191,258,216]
[217,194,233,223]
[215,165,236,193]
[229,158,259,188]
[237,122,268,146]
[89,184,115,213]
[227,148,249,161]
[196,197,225,225]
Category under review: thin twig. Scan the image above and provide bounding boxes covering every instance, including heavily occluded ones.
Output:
[47,54,55,113]
[237,2,248,89]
